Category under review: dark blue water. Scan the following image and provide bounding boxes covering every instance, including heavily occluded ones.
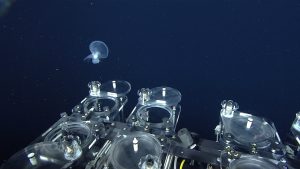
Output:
[1,0,300,161]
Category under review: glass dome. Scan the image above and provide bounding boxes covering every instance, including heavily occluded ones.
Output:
[108,132,162,169]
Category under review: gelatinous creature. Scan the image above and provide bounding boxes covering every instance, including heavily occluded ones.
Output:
[84,41,109,64]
